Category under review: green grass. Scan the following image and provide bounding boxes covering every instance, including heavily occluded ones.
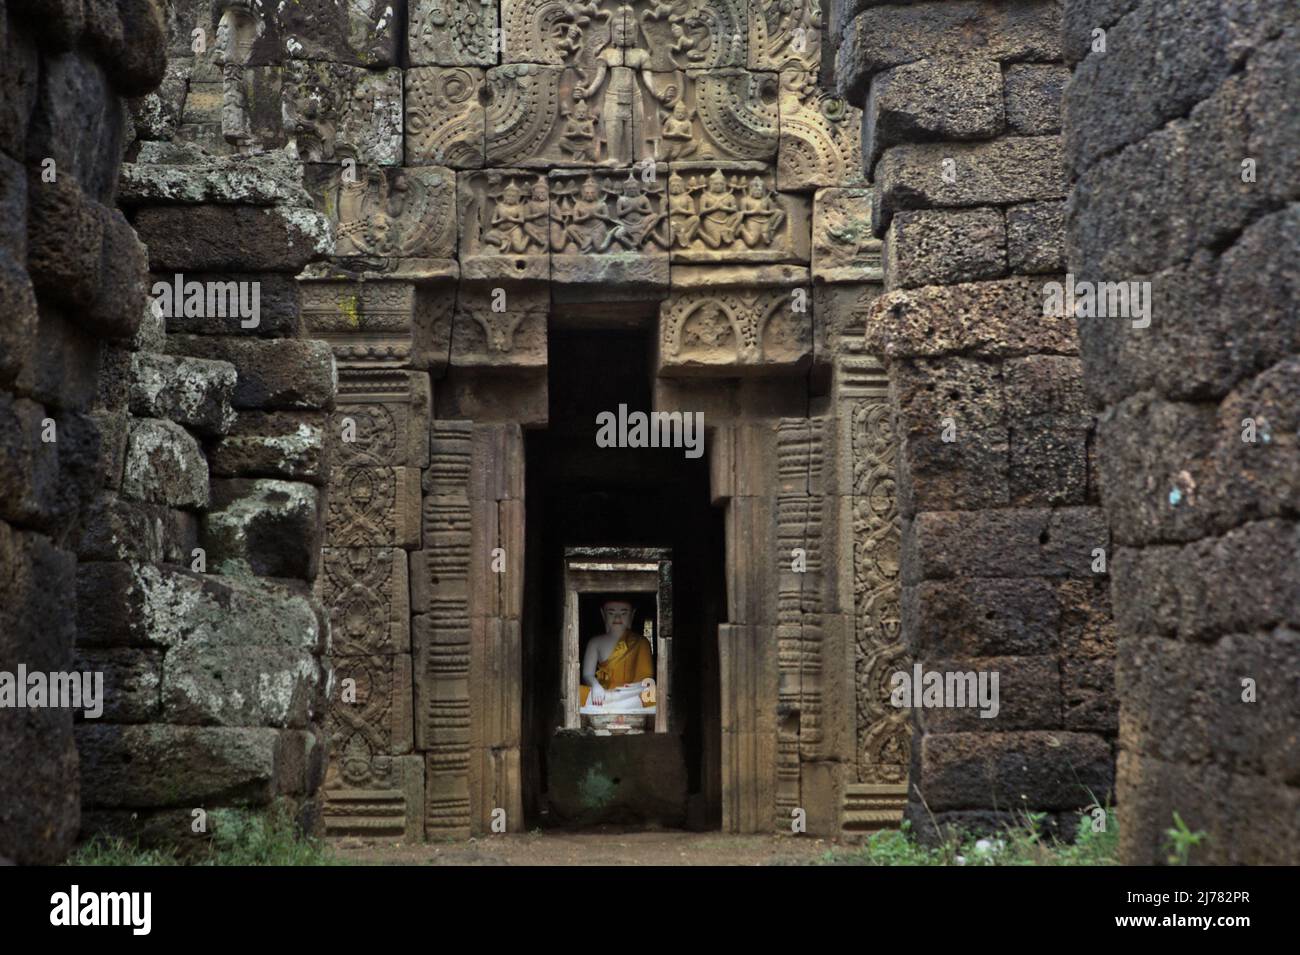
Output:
[812,809,1121,866]
[67,802,338,867]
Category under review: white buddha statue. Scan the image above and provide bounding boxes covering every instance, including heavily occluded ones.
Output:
[580,600,655,714]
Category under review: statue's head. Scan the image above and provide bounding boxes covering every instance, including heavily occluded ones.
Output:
[581,176,600,201]
[622,176,640,195]
[612,6,636,45]
[708,169,727,193]
[572,98,589,118]
[748,176,765,197]
[501,183,521,204]
[601,600,635,638]
[531,178,548,201]
[668,173,685,194]
[672,101,689,120]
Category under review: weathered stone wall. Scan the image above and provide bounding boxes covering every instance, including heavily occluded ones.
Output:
[1064,0,1299,864]
[0,0,167,863]
[74,146,335,849]
[0,0,338,855]
[835,1,1118,839]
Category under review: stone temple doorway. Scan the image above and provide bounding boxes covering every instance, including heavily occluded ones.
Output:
[522,325,725,829]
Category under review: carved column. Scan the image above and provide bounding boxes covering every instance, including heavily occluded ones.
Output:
[306,271,430,840]
[414,422,474,838]
[467,424,525,833]
[713,423,778,832]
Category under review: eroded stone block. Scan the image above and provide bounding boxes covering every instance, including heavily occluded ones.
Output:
[204,478,323,579]
[121,417,209,509]
[813,187,882,283]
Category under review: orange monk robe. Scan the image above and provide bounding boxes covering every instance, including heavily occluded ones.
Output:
[579,635,655,706]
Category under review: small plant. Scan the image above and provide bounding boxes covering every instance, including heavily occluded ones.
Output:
[68,801,336,867]
[810,807,1121,867]
[67,835,181,867]
[1163,812,1207,866]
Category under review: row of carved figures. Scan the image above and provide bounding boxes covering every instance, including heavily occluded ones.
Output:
[483,170,786,254]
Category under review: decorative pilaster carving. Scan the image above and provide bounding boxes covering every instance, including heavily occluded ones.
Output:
[813,188,883,283]
[842,358,908,787]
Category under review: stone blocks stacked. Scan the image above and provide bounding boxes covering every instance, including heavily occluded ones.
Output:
[72,149,335,850]
[837,0,1117,839]
[1064,0,1299,863]
[0,0,166,864]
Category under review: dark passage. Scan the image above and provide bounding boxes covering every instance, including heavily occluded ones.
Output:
[522,325,725,829]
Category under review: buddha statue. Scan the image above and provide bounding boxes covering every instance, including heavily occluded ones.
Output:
[580,600,655,711]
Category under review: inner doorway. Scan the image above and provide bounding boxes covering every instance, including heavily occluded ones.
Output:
[521,323,725,829]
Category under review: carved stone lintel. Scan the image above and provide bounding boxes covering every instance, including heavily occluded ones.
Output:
[458,169,553,281]
[659,279,812,376]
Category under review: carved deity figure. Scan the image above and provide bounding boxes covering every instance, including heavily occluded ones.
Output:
[659,99,697,160]
[335,171,403,256]
[667,172,699,247]
[572,6,674,163]
[560,176,616,253]
[559,97,599,162]
[523,178,556,251]
[580,600,655,711]
[282,80,338,162]
[213,4,258,149]
[485,182,537,254]
[736,176,786,247]
[696,169,740,248]
[609,176,667,250]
